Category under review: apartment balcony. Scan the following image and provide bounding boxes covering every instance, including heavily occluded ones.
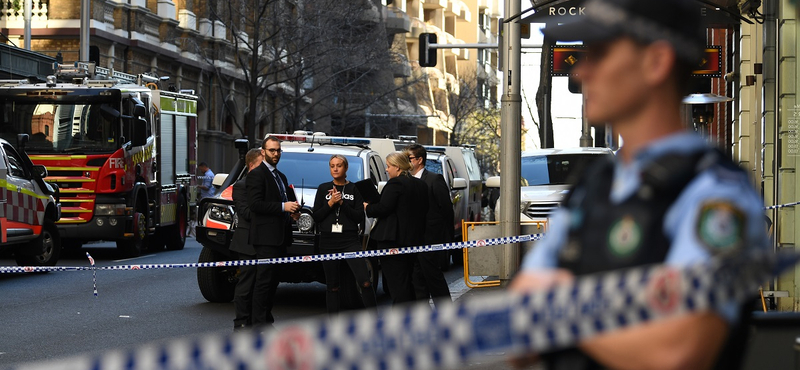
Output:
[409,17,427,38]
[391,54,412,78]
[422,0,448,9]
[446,0,471,22]
[478,28,496,45]
[0,0,47,28]
[384,6,411,34]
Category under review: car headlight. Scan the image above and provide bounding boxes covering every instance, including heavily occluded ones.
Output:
[209,204,234,223]
[95,204,126,216]
[296,213,314,233]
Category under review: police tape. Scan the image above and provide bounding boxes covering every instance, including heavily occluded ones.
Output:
[0,233,546,274]
[765,201,800,210]
[7,250,798,370]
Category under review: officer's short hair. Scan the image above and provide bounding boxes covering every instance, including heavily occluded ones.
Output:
[245,148,262,167]
[404,144,427,162]
[262,135,281,149]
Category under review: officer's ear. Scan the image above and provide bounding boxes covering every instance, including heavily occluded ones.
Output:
[641,40,677,88]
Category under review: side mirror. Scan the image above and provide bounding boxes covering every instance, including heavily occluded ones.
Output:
[485,176,500,188]
[131,117,148,147]
[234,138,250,157]
[31,164,48,178]
[212,173,228,187]
[451,177,468,190]
[133,104,147,119]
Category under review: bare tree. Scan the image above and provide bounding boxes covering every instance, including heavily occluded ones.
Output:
[446,68,505,176]
[189,0,422,140]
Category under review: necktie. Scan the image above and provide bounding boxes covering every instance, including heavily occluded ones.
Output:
[273,169,288,202]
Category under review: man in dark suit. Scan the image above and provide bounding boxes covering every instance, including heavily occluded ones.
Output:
[231,148,264,331]
[405,144,453,307]
[247,136,300,327]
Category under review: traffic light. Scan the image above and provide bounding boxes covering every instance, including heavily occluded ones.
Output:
[419,33,437,67]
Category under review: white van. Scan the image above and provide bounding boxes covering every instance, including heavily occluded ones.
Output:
[426,145,483,235]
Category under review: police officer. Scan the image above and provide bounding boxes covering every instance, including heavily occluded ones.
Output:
[510,0,769,369]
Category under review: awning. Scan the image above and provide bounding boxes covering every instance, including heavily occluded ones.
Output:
[518,0,748,27]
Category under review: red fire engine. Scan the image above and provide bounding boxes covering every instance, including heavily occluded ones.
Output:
[0,62,198,257]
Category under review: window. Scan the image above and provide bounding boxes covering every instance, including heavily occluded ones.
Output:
[3,145,26,178]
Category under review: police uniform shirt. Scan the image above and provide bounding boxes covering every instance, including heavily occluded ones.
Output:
[521,131,769,322]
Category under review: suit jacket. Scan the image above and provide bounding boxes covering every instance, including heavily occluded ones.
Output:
[247,162,297,247]
[230,176,255,255]
[420,169,455,244]
[366,174,428,247]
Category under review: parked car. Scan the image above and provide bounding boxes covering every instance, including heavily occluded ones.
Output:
[422,151,468,240]
[0,134,61,267]
[486,147,614,221]
[194,135,389,303]
[426,145,483,249]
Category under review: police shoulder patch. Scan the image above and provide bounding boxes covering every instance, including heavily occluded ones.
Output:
[696,201,746,253]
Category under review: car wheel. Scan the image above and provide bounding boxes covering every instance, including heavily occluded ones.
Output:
[196,246,236,303]
[15,220,61,267]
[117,211,146,257]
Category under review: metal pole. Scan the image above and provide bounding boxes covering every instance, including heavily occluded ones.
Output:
[499,0,522,283]
[23,0,31,50]
[579,95,593,146]
[80,0,90,61]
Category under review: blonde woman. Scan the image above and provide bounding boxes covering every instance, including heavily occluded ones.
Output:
[312,155,377,313]
[364,152,429,305]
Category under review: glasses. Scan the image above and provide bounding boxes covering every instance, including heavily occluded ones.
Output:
[408,156,418,160]
[266,149,282,153]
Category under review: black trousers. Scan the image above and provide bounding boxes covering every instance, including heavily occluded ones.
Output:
[251,243,286,326]
[378,241,416,305]
[413,250,452,307]
[232,251,257,327]
[321,256,377,314]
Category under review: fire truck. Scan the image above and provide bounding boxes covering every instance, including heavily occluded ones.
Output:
[0,62,198,257]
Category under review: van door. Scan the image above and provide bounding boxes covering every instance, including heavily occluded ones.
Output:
[1,144,42,237]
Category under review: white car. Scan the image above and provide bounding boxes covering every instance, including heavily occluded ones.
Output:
[486,147,614,221]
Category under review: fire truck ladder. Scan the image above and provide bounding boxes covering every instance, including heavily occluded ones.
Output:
[55,62,159,86]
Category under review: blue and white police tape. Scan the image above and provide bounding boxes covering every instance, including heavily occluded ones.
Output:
[7,250,798,370]
[0,233,545,274]
[764,200,800,210]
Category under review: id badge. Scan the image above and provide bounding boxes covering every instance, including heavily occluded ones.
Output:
[331,223,343,233]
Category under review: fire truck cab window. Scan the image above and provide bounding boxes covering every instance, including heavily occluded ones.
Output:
[0,102,120,153]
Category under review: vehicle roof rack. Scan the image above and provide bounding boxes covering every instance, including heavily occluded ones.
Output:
[268,133,372,149]
[54,62,159,86]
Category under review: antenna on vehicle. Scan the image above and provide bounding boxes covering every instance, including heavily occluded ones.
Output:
[308,134,316,152]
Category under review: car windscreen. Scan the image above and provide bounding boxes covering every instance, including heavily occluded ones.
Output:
[521,153,607,186]
[425,159,443,174]
[279,152,364,189]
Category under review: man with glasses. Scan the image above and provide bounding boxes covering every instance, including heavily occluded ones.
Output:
[247,136,300,328]
[405,144,453,307]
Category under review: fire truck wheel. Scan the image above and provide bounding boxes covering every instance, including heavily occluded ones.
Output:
[165,195,188,250]
[117,211,146,257]
[15,220,61,267]
[197,246,235,303]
